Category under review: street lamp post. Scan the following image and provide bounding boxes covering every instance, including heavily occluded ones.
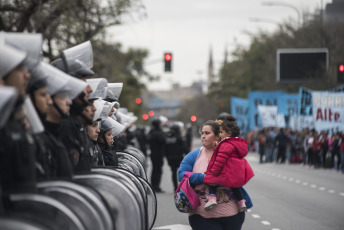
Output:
[262,1,302,27]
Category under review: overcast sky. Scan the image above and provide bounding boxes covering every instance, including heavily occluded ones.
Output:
[107,0,332,91]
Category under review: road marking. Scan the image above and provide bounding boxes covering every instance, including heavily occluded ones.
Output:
[257,169,344,199]
[272,228,281,230]
[252,214,260,218]
[310,184,317,188]
[261,221,271,225]
[153,224,191,230]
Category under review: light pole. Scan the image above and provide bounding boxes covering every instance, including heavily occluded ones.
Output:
[249,17,280,25]
[262,1,302,27]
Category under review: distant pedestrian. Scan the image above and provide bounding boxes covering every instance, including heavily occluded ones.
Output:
[165,124,186,191]
[148,118,166,193]
[275,128,288,163]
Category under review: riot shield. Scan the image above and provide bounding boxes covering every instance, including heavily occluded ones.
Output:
[0,216,49,230]
[117,152,147,179]
[74,174,143,230]
[91,167,147,229]
[8,193,85,230]
[116,168,157,230]
[38,186,105,230]
[124,145,146,168]
[37,180,113,230]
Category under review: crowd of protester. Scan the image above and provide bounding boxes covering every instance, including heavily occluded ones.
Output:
[246,127,344,173]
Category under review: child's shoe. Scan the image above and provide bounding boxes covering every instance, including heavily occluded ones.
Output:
[237,199,247,212]
[204,195,217,211]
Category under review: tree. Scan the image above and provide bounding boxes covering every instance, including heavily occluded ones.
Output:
[0,0,159,112]
[0,0,145,60]
[175,94,218,126]
[209,16,344,114]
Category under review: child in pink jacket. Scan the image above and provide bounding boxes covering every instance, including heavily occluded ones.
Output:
[204,115,254,211]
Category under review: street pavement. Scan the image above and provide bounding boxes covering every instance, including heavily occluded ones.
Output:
[146,138,344,230]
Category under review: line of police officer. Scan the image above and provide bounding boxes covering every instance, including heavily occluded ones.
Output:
[0,32,156,230]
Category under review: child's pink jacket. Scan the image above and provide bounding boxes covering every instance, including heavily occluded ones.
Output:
[204,137,254,188]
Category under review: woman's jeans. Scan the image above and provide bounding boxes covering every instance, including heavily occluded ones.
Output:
[189,212,245,230]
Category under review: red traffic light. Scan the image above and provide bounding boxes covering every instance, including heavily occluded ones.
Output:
[190,116,197,122]
[142,114,149,120]
[339,64,344,72]
[148,110,155,116]
[135,98,142,104]
[164,53,172,61]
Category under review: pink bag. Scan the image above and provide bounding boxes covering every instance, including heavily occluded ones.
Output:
[174,172,200,213]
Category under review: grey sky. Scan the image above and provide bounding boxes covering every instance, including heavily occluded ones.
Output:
[107,0,332,90]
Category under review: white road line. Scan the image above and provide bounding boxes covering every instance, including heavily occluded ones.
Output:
[339,193,344,196]
[261,221,271,225]
[288,178,294,182]
[272,228,281,230]
[328,190,336,193]
[319,187,326,191]
[302,182,309,186]
[252,214,260,218]
[295,180,301,183]
[310,184,317,188]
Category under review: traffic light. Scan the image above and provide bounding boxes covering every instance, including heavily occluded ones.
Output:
[164,52,172,72]
[135,98,142,104]
[338,64,344,82]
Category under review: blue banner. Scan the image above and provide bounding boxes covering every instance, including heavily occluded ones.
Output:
[231,96,249,133]
[248,91,285,130]
[298,87,313,116]
[278,93,298,126]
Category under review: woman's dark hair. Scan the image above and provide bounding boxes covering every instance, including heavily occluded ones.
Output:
[200,120,220,136]
[220,115,240,137]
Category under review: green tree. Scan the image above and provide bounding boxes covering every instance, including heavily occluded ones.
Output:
[209,16,344,114]
[0,0,145,60]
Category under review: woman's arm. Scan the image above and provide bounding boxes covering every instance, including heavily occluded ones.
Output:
[177,148,205,185]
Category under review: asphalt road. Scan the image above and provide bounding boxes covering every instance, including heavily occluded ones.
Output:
[147,139,344,230]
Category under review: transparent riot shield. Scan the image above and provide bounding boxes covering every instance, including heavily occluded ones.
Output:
[116,152,147,180]
[37,180,113,230]
[116,168,157,230]
[91,167,147,230]
[0,216,49,230]
[138,177,158,230]
[124,145,146,168]
[8,193,85,230]
[38,185,106,230]
[74,173,143,230]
